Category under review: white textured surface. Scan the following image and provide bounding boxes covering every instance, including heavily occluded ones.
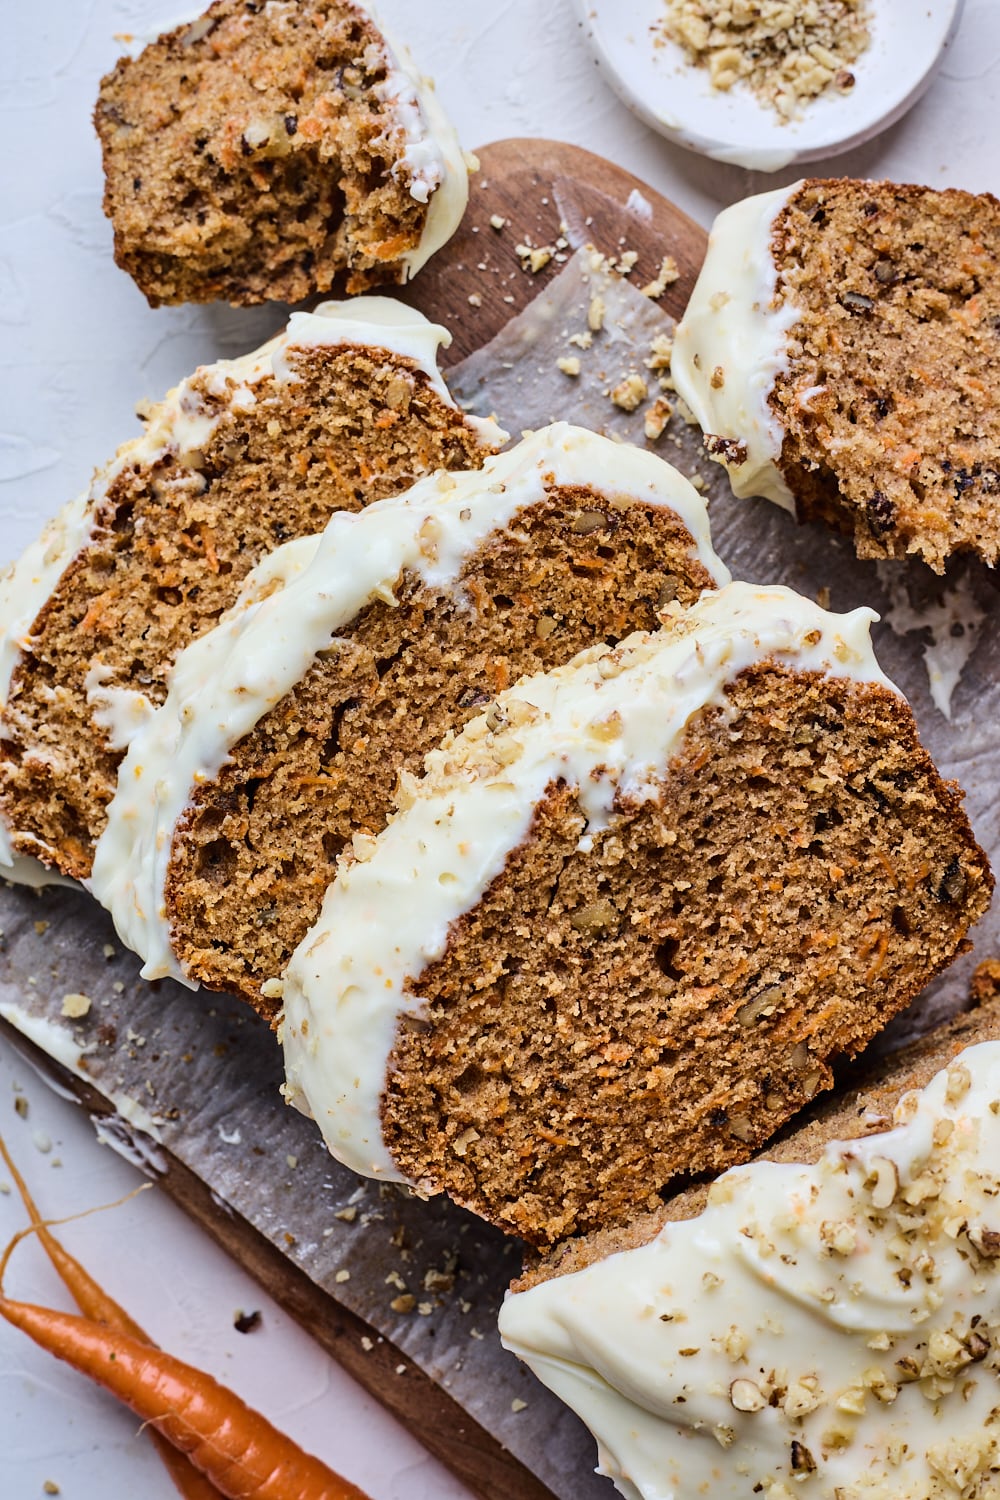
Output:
[2,0,999,1494]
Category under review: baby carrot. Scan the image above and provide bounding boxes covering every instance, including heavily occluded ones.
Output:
[0,1135,218,1500]
[0,1262,371,1500]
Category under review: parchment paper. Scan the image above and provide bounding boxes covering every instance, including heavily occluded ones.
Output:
[1,248,996,1500]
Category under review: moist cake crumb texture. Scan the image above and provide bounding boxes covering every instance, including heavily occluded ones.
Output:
[165,485,719,1013]
[95,0,463,305]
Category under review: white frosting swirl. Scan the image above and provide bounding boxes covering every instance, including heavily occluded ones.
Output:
[91,423,725,984]
[282,582,896,1183]
[500,1040,1000,1500]
[672,185,803,514]
[0,298,501,882]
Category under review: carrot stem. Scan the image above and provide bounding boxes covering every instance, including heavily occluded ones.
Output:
[0,1135,218,1499]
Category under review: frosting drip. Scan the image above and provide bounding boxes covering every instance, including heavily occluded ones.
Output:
[672,185,803,513]
[281,582,895,1184]
[0,298,499,883]
[91,423,723,985]
[0,490,95,878]
[499,1041,1000,1500]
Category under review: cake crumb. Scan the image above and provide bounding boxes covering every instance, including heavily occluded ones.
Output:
[511,1398,528,1412]
[335,1205,358,1223]
[588,295,606,332]
[557,356,581,378]
[361,1335,374,1351]
[43,1484,61,1497]
[60,992,92,1019]
[468,293,482,308]
[14,1096,28,1119]
[391,1293,416,1313]
[568,330,593,350]
[335,1269,351,1283]
[489,214,508,231]
[33,920,49,936]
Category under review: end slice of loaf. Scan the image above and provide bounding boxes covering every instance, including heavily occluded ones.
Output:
[674,178,1000,571]
[92,423,727,1014]
[0,299,501,882]
[501,978,1000,1500]
[282,580,992,1246]
[95,0,467,305]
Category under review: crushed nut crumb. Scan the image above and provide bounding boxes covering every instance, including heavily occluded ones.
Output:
[611,373,648,412]
[60,992,91,1019]
[658,0,871,121]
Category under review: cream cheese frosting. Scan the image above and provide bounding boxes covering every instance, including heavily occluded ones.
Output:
[90,422,725,984]
[0,298,498,883]
[672,185,803,513]
[281,581,896,1183]
[499,1040,1000,1500]
[364,3,470,280]
[0,490,94,878]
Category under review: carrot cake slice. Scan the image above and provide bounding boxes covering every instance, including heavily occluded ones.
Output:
[95,0,468,305]
[0,299,502,884]
[500,984,1000,1499]
[281,581,992,1246]
[673,179,1000,571]
[92,423,727,1014]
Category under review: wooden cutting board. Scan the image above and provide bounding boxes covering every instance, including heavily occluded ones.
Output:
[0,139,710,1500]
[404,137,706,356]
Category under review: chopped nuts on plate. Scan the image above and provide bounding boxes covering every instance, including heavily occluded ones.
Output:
[574,0,965,170]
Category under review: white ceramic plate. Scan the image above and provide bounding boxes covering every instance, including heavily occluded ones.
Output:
[575,0,966,171]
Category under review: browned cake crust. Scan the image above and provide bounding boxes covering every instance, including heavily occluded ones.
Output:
[165,490,718,1014]
[518,967,1000,1290]
[95,0,443,305]
[0,345,492,880]
[380,666,992,1247]
[770,179,1000,571]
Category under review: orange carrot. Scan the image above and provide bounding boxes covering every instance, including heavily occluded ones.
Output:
[0,1240,370,1500]
[0,1136,218,1500]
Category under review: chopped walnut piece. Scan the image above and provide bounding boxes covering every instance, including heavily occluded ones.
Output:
[641,255,680,298]
[611,373,648,412]
[644,398,674,441]
[659,0,871,121]
[729,1378,766,1412]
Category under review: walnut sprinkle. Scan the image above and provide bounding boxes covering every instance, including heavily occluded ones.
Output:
[658,0,871,121]
[641,255,680,299]
[729,1378,766,1412]
[611,373,648,412]
[60,992,91,1019]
